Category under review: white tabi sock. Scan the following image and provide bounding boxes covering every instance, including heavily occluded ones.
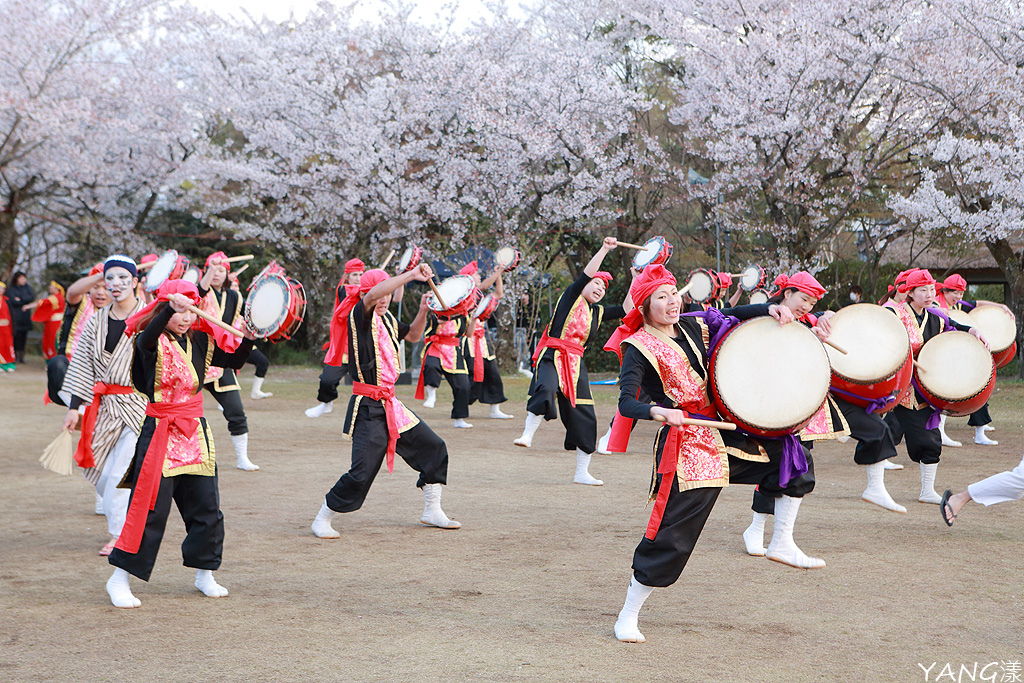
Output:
[597,428,613,455]
[250,376,273,399]
[106,568,141,609]
[939,415,962,447]
[765,495,825,569]
[453,418,473,428]
[232,433,259,471]
[423,386,437,408]
[489,404,514,419]
[919,462,942,504]
[614,574,654,643]
[573,448,603,486]
[742,512,769,556]
[195,569,229,598]
[311,502,340,538]
[513,412,543,448]
[974,426,998,446]
[882,459,904,470]
[305,401,333,418]
[861,461,907,513]
[420,483,461,529]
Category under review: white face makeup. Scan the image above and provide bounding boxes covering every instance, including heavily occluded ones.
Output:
[104,267,137,303]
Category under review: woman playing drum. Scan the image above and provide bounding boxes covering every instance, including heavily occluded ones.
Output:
[465,262,514,420]
[609,265,821,644]
[307,258,366,418]
[513,238,626,487]
[885,269,986,504]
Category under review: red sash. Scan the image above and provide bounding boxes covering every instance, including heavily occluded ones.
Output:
[353,381,398,473]
[115,393,204,554]
[74,383,136,468]
[532,331,585,407]
[414,334,463,400]
[472,325,486,382]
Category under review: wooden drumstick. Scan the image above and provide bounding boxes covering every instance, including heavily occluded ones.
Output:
[137,260,157,271]
[185,304,245,338]
[379,248,396,270]
[823,339,848,355]
[225,254,255,263]
[678,280,695,296]
[427,279,448,310]
[652,413,737,431]
[615,240,646,251]
[233,263,250,277]
[913,359,925,372]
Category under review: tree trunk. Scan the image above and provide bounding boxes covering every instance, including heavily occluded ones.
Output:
[984,238,1024,378]
[0,210,18,281]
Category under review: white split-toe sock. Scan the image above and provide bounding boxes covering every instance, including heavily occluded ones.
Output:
[95,492,105,515]
[597,428,613,455]
[489,405,514,419]
[983,424,995,432]
[765,496,825,569]
[939,415,962,447]
[861,461,907,513]
[614,574,654,643]
[453,418,473,428]
[882,459,903,470]
[742,512,768,556]
[514,412,543,448]
[232,433,259,471]
[311,502,340,538]
[420,483,461,529]
[918,463,943,504]
[573,449,603,486]
[422,386,437,409]
[195,569,229,598]
[250,377,273,399]
[974,426,998,446]
[305,401,333,418]
[106,568,141,609]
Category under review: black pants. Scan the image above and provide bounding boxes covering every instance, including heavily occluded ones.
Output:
[422,356,471,419]
[834,396,898,465]
[968,403,992,427]
[634,428,815,587]
[525,355,597,453]
[247,347,270,378]
[108,471,224,582]
[326,400,449,513]
[205,383,248,436]
[885,405,941,464]
[13,329,28,360]
[316,364,347,403]
[470,357,507,405]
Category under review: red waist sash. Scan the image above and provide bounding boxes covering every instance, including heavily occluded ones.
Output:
[353,381,399,473]
[472,326,486,382]
[115,393,204,554]
[534,332,585,407]
[415,334,464,399]
[74,383,135,468]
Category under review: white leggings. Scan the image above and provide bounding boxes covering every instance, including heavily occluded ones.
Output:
[967,453,1024,506]
[95,427,139,537]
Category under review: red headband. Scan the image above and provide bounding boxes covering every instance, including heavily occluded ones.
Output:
[459,261,478,276]
[592,271,613,285]
[125,280,203,337]
[716,272,732,288]
[942,274,967,292]
[344,258,365,274]
[772,271,826,299]
[206,251,230,271]
[603,265,676,362]
[89,262,104,276]
[898,269,936,294]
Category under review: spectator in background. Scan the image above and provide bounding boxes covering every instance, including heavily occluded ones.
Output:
[7,272,35,363]
[840,284,863,308]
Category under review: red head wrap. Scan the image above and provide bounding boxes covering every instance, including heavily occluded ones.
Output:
[771,271,826,299]
[344,258,365,274]
[324,269,392,367]
[459,261,478,276]
[898,269,936,294]
[942,274,967,292]
[205,251,230,271]
[139,253,158,265]
[89,262,104,276]
[716,272,732,288]
[592,271,613,285]
[602,265,677,362]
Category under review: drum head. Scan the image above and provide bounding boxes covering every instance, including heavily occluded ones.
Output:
[917,332,993,400]
[826,304,910,382]
[748,289,769,305]
[397,246,416,272]
[946,309,973,328]
[740,265,762,291]
[145,250,179,292]
[687,271,715,302]
[473,293,496,319]
[428,275,475,313]
[183,267,201,284]
[495,247,518,268]
[968,306,1016,352]
[714,317,831,430]
[632,238,664,270]
[246,275,290,336]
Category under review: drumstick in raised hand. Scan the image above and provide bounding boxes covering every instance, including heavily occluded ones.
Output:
[426,279,448,310]
[652,414,737,431]
[225,255,255,263]
[678,280,695,296]
[379,249,396,270]
[233,263,250,277]
[185,304,245,338]
[615,241,647,251]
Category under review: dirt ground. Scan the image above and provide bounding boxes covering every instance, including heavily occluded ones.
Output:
[1,358,1022,683]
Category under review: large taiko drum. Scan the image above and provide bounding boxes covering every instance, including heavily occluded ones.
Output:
[473,293,499,321]
[632,236,673,270]
[709,316,832,437]
[244,273,306,342]
[685,268,721,304]
[494,247,521,273]
[738,265,766,292]
[967,306,1017,369]
[396,246,422,274]
[182,266,202,285]
[249,260,286,289]
[145,250,189,292]
[824,303,913,413]
[914,331,995,416]
[748,289,769,305]
[427,275,479,319]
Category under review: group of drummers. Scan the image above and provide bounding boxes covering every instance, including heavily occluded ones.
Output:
[32,236,1017,640]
